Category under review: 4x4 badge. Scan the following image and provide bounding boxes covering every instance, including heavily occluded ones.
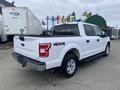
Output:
[53,42,65,46]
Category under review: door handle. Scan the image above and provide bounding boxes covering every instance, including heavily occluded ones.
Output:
[86,40,90,43]
[97,39,100,42]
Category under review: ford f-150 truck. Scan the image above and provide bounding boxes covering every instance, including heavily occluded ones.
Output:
[13,22,110,78]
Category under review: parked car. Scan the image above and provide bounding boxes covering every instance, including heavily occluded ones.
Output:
[13,22,110,78]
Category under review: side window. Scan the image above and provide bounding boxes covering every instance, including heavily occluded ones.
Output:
[83,24,95,36]
[94,26,102,36]
[53,24,80,36]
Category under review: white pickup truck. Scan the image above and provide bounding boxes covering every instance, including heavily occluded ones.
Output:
[13,22,110,78]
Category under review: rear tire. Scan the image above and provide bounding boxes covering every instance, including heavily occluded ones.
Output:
[104,44,110,56]
[61,54,78,78]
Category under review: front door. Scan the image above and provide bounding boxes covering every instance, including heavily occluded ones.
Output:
[82,24,98,58]
[93,26,107,53]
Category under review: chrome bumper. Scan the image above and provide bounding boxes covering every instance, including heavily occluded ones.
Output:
[12,52,46,71]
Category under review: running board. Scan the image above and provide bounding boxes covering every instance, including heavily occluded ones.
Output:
[80,52,105,63]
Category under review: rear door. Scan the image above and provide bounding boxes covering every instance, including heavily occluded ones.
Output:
[14,36,40,61]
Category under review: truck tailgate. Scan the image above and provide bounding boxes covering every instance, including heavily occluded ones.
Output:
[14,36,40,61]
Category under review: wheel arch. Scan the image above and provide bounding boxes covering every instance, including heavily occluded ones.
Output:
[107,41,111,47]
[59,43,81,66]
[64,48,80,60]
[107,42,110,45]
[61,48,80,66]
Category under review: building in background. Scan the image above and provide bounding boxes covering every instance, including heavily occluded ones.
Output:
[85,14,120,39]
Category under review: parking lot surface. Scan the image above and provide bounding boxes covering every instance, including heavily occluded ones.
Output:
[0,40,120,90]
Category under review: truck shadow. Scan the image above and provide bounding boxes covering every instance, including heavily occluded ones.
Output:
[16,55,111,87]
[25,57,101,73]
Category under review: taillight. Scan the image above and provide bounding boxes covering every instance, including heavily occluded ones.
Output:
[39,43,51,57]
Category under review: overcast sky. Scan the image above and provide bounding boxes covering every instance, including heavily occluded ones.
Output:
[7,0,120,28]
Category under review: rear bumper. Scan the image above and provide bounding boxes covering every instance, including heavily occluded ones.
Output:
[12,52,46,71]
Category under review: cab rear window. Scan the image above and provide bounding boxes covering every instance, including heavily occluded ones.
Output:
[52,24,80,36]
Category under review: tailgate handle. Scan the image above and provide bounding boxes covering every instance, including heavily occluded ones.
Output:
[19,36,25,41]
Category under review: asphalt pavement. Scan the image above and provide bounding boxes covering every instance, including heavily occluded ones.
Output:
[0,40,120,90]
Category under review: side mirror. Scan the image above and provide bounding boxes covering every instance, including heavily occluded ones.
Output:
[100,32,107,38]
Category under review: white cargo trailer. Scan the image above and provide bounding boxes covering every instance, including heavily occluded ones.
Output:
[2,7,43,35]
[0,15,7,43]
